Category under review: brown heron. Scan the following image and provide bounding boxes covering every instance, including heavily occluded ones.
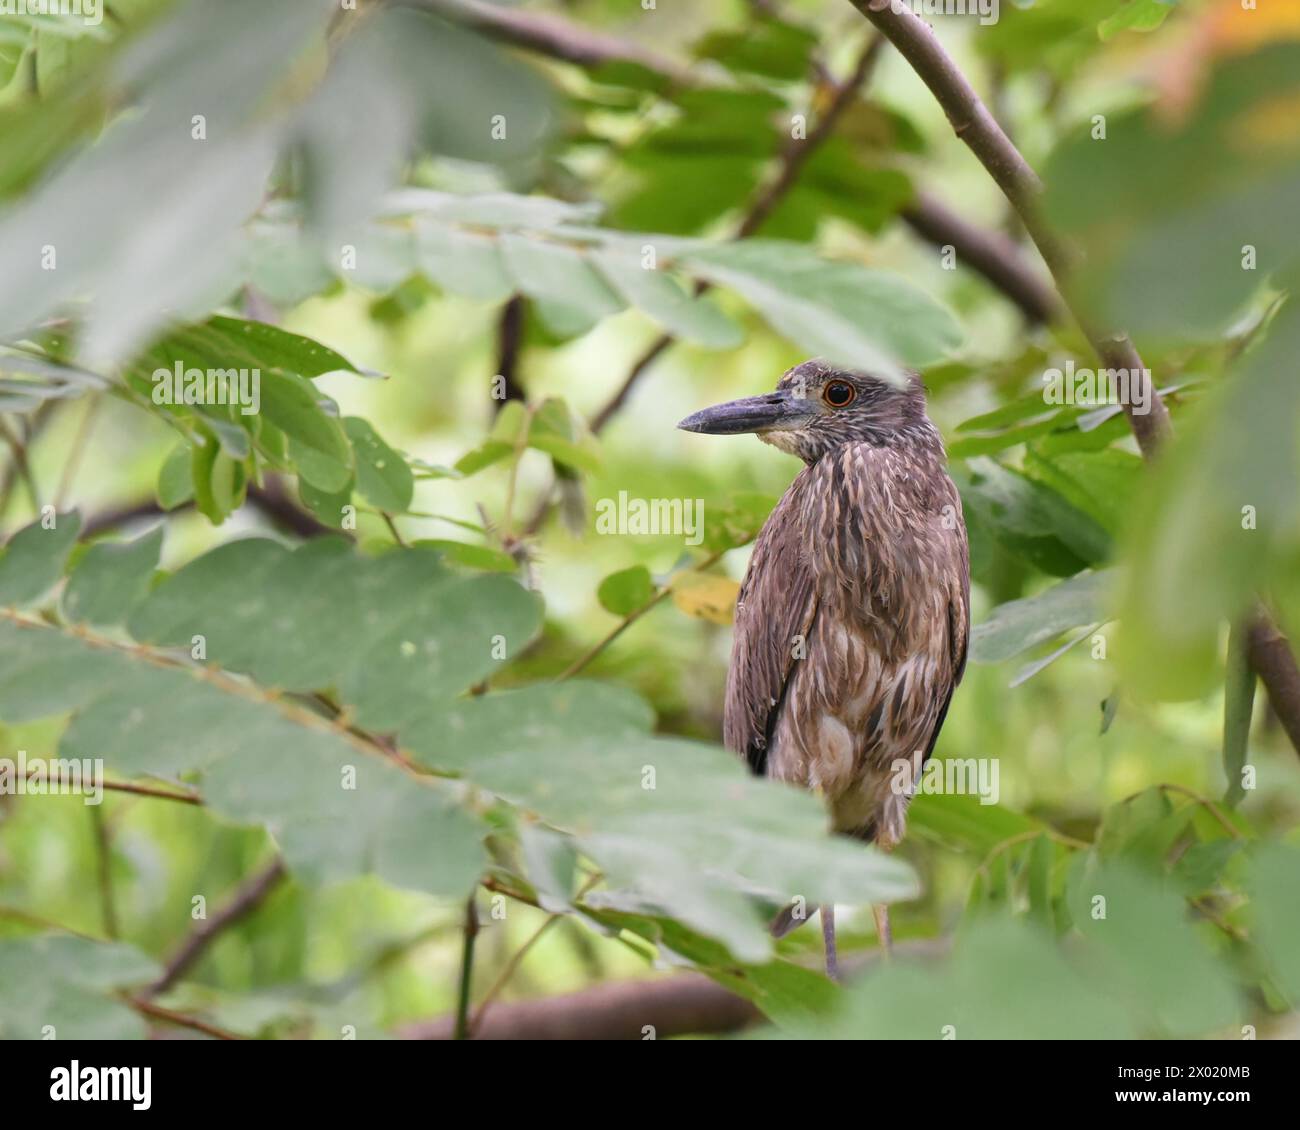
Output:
[678,359,969,980]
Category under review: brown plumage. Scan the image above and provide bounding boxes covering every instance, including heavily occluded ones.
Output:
[679,359,970,976]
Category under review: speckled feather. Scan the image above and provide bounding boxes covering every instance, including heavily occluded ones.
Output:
[723,363,969,849]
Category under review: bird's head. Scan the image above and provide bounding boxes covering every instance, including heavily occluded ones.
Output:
[677,359,929,463]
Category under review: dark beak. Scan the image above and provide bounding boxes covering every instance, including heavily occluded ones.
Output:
[677,390,812,436]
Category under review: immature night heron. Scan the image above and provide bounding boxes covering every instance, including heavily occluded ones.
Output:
[679,360,969,979]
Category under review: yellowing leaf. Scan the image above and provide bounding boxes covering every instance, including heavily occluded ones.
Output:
[671,574,740,624]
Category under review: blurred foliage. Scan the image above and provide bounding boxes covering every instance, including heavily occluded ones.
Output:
[0,0,1296,1042]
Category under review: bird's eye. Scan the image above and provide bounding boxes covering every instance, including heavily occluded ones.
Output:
[823,381,856,408]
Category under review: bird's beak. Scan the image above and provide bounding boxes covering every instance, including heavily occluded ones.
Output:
[677,390,812,436]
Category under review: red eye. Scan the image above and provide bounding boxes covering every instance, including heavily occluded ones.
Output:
[823,381,855,408]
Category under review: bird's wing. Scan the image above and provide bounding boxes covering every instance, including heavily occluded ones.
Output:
[921,471,970,763]
[723,473,819,775]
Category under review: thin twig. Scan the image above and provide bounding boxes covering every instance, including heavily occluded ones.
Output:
[55,394,101,509]
[89,805,119,940]
[453,895,480,1041]
[559,547,728,679]
[126,996,245,1040]
[144,857,287,997]
[381,511,408,547]
[468,872,602,1037]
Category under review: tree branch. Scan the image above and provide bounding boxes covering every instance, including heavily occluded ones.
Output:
[901,191,1060,325]
[407,970,760,1040]
[144,857,287,997]
[401,938,944,1039]
[1247,612,1300,758]
[493,294,527,412]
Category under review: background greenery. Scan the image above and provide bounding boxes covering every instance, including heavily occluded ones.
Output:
[0,0,1297,1040]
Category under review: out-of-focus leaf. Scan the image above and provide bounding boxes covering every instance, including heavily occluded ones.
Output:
[591,248,743,347]
[597,565,654,616]
[971,570,1114,664]
[1045,41,1300,337]
[682,241,962,378]
[0,936,159,1041]
[1118,304,1300,699]
[1249,843,1300,1000]
[671,573,739,624]
[61,527,163,627]
[692,17,818,81]
[0,511,81,606]
[156,443,194,510]
[957,459,1111,576]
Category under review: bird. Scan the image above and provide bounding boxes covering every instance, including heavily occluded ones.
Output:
[678,359,969,980]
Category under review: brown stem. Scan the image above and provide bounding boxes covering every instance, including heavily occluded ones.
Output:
[493,294,527,412]
[559,547,727,679]
[401,938,943,1039]
[144,857,287,997]
[1247,612,1300,758]
[126,997,244,1040]
[901,191,1059,325]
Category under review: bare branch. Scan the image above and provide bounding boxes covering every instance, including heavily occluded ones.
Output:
[145,857,287,997]
[901,191,1060,325]
[1247,612,1300,760]
[402,938,945,1039]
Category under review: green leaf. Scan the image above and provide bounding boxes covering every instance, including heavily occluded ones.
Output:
[1045,42,1300,336]
[528,398,600,475]
[61,527,163,627]
[681,241,962,379]
[957,459,1111,576]
[909,791,1041,856]
[971,570,1114,664]
[1249,843,1300,1001]
[415,539,517,573]
[810,918,1136,1039]
[597,565,654,616]
[499,234,624,338]
[344,416,413,512]
[0,511,81,606]
[1064,860,1240,1035]
[591,248,743,348]
[0,935,159,1040]
[156,443,195,510]
[414,225,513,302]
[692,16,818,81]
[1118,304,1300,699]
[203,316,362,377]
[1097,0,1176,40]
[259,370,352,491]
[413,696,917,961]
